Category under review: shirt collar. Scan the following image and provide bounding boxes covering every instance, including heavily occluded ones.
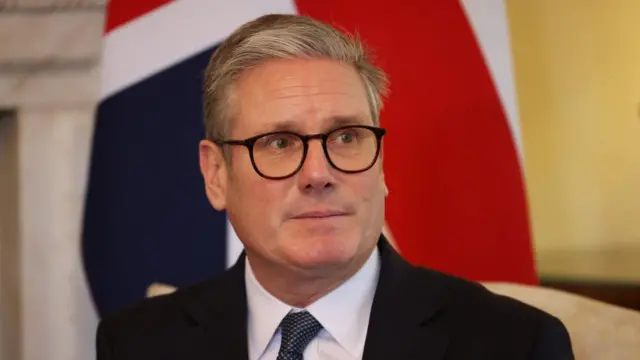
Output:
[245,246,381,360]
[306,246,380,357]
[245,259,292,360]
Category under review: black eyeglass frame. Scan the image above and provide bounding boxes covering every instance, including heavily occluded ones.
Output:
[213,125,387,180]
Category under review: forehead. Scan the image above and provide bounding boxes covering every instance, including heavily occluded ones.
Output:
[231,58,371,136]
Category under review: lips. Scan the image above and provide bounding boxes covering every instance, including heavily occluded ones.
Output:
[291,210,350,219]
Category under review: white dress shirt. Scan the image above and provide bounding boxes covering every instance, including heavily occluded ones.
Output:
[245,247,381,360]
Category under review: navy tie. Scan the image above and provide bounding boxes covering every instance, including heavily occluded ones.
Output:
[276,310,324,360]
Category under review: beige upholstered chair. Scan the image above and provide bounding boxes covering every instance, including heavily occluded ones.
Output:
[483,282,640,360]
[146,282,178,297]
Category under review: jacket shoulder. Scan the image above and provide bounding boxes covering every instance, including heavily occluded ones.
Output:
[411,266,569,335]
[407,267,574,358]
[98,274,225,332]
[95,265,247,359]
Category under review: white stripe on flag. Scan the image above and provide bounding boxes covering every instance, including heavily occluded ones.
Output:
[460,0,523,160]
[101,0,297,100]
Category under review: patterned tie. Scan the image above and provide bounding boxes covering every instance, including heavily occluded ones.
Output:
[276,310,324,360]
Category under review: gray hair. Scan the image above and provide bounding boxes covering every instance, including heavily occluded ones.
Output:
[202,14,389,142]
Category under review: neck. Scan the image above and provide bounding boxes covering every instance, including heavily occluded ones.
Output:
[246,250,372,308]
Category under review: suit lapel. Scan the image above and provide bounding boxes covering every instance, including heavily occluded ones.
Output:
[362,238,451,360]
[182,253,250,360]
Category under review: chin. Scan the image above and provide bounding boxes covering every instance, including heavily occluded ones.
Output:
[281,232,360,271]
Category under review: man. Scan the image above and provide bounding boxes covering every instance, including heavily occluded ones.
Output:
[96,14,574,360]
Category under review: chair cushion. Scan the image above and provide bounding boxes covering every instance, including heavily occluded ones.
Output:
[483,282,640,360]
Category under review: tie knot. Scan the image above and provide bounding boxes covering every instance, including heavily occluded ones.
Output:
[278,310,323,358]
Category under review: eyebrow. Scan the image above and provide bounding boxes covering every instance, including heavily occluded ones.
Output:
[260,114,370,134]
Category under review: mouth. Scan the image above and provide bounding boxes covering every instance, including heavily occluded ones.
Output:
[290,210,350,220]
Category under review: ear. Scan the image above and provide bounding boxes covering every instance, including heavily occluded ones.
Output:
[199,139,228,210]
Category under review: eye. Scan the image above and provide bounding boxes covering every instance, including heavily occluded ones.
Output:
[330,128,360,145]
[270,137,290,149]
[337,132,355,143]
[256,133,299,151]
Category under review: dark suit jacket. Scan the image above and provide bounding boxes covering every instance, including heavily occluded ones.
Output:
[96,237,574,359]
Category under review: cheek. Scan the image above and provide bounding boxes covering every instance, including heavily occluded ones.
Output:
[352,170,384,204]
[353,171,386,225]
[229,153,270,204]
[228,168,286,227]
[225,173,290,254]
[254,182,287,216]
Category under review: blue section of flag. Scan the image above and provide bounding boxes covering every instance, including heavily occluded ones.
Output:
[82,46,227,318]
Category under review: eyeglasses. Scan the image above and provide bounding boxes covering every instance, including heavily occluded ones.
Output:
[214,125,386,180]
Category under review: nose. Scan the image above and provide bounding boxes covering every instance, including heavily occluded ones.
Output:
[297,140,335,193]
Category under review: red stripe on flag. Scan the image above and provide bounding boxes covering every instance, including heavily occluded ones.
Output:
[105,0,174,34]
[296,0,537,284]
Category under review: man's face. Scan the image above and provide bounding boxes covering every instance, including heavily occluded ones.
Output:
[200,58,386,275]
